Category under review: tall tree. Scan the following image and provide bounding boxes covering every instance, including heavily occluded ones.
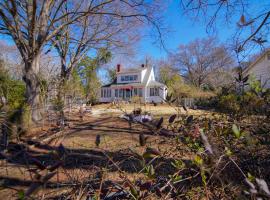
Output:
[77,49,112,104]
[0,0,164,124]
[0,1,95,122]
[173,37,234,89]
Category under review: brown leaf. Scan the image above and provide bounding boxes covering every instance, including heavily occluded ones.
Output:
[186,115,193,125]
[144,147,161,157]
[25,182,41,197]
[168,114,177,123]
[156,117,163,129]
[41,172,57,183]
[47,161,63,172]
[31,158,46,170]
[240,14,246,24]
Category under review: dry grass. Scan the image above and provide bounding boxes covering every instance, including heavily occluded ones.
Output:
[92,103,213,116]
[1,103,269,199]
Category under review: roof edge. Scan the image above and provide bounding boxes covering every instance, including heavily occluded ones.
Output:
[244,49,270,73]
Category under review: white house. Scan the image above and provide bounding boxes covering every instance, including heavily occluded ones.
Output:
[100,64,167,103]
[244,49,270,88]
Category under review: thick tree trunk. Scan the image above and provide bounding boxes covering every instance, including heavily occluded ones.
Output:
[23,54,42,124]
[57,61,70,129]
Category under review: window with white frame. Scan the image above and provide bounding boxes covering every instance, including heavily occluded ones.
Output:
[150,87,159,96]
[115,89,118,97]
[119,89,123,97]
[102,88,111,98]
[134,88,138,96]
[120,75,138,82]
[138,88,142,97]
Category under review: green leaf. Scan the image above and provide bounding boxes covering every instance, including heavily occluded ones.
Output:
[145,165,155,179]
[247,172,255,182]
[232,124,241,138]
[18,190,25,200]
[171,160,185,169]
[130,185,139,200]
[193,155,203,166]
[201,170,207,186]
[169,174,182,183]
[225,147,232,157]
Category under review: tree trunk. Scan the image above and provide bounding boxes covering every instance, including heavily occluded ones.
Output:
[57,78,66,129]
[23,54,42,124]
[57,61,70,129]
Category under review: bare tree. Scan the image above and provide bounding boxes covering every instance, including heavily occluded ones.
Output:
[173,37,234,88]
[0,0,96,123]
[0,0,164,124]
[180,0,270,52]
[0,41,22,79]
[50,4,142,102]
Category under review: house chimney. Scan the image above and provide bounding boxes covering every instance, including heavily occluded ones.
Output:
[141,64,145,68]
[117,64,121,72]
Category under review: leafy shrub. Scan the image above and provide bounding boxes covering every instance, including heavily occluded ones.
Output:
[218,94,241,114]
[50,98,65,112]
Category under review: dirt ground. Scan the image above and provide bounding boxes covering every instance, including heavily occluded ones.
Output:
[1,103,204,199]
[2,104,266,199]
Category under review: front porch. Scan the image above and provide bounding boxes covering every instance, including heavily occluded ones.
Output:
[113,86,143,101]
[100,85,167,103]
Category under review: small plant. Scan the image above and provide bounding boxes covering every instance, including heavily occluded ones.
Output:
[144,164,155,179]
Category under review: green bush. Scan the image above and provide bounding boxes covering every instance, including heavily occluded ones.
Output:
[219,94,240,114]
[217,91,270,116]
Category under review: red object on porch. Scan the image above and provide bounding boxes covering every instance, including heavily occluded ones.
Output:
[119,86,132,90]
[117,64,121,72]
[111,86,142,89]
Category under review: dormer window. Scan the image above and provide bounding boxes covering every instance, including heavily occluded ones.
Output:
[120,75,138,82]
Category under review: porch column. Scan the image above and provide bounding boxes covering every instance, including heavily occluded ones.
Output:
[144,87,147,102]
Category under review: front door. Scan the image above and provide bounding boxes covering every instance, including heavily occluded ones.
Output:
[125,89,131,99]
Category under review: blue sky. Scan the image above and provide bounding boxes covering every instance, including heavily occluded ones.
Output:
[136,0,270,61]
[136,0,228,60]
[1,0,269,75]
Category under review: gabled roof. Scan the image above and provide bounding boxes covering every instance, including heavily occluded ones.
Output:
[102,65,166,88]
[116,67,146,74]
[143,66,152,84]
[101,78,117,88]
[147,80,166,87]
[244,49,270,73]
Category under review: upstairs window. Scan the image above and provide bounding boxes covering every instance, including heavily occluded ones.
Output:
[120,75,138,82]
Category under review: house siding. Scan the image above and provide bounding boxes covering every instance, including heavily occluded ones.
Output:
[247,54,270,88]
[145,86,165,103]
[99,66,167,103]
